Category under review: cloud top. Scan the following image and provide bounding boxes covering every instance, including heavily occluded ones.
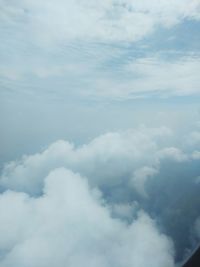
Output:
[0,125,200,265]
[0,168,175,267]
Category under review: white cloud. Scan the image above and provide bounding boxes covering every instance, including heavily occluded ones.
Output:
[0,125,200,265]
[192,151,200,159]
[1,0,200,45]
[130,166,158,197]
[0,126,173,195]
[89,55,200,99]
[0,125,195,201]
[0,168,175,267]
[1,51,200,99]
[157,147,189,162]
[188,131,200,146]
[111,202,139,220]
[1,0,200,101]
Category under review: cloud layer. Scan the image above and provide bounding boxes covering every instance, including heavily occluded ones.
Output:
[0,125,200,265]
[1,0,200,44]
[0,2,200,265]
[1,0,200,100]
[0,168,175,267]
[0,126,175,195]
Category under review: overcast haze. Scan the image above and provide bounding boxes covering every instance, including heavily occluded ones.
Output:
[0,1,200,266]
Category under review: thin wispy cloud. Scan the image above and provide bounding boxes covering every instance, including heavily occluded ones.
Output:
[1,0,200,99]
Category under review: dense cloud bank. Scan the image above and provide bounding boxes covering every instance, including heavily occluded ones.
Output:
[1,126,174,195]
[0,168,175,267]
[0,126,200,266]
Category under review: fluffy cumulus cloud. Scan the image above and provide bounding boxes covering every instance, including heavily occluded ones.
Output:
[0,126,200,265]
[0,126,174,195]
[0,168,175,267]
[0,125,194,198]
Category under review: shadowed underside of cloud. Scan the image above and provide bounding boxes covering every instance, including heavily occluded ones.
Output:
[0,125,200,266]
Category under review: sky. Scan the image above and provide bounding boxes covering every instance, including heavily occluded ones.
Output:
[0,1,200,267]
